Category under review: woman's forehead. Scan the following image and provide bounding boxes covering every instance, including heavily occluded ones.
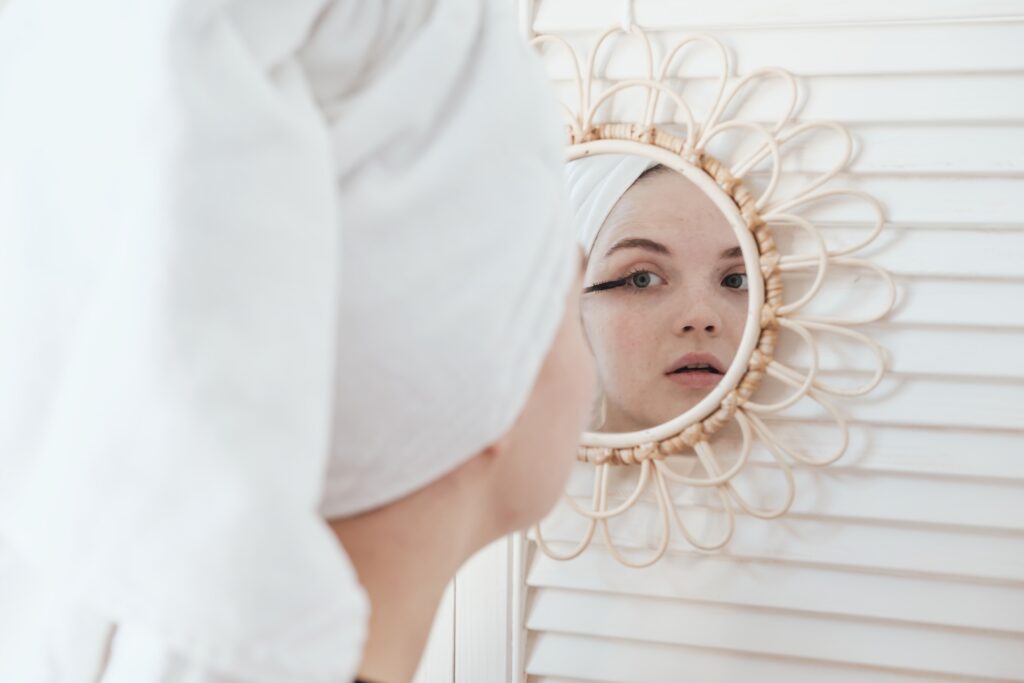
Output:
[594,172,740,257]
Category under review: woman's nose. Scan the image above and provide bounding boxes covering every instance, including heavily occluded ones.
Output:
[675,297,723,336]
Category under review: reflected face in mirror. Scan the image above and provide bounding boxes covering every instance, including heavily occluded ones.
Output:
[581,165,748,433]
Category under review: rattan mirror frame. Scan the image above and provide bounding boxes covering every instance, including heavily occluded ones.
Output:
[530,18,897,564]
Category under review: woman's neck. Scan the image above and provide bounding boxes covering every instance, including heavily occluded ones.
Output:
[328,460,491,683]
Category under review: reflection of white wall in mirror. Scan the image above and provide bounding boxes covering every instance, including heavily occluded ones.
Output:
[576,162,749,432]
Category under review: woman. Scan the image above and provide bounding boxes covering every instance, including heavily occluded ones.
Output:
[0,1,593,681]
[567,155,749,433]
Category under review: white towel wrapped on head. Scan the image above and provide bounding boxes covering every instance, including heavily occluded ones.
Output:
[0,0,573,681]
[565,153,658,255]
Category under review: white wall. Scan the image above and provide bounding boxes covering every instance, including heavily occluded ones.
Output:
[511,2,1024,682]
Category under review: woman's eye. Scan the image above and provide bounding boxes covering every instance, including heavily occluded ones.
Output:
[629,271,664,288]
[722,272,748,290]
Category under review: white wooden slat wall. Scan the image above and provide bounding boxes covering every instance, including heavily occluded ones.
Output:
[512,2,1024,683]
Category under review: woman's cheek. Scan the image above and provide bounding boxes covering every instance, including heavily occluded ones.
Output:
[607,306,654,370]
[723,296,749,349]
[583,303,636,367]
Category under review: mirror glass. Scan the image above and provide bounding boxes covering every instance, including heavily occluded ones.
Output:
[567,153,756,434]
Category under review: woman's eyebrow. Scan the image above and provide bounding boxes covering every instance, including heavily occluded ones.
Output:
[720,246,743,259]
[605,237,671,257]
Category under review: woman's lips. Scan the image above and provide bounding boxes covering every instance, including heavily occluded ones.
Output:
[664,352,726,389]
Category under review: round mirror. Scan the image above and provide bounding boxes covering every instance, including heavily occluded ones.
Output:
[567,142,765,449]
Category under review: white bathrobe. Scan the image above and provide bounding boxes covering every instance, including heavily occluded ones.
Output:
[0,0,573,681]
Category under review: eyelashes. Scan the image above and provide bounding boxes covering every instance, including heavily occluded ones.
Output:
[584,269,665,294]
[583,277,629,293]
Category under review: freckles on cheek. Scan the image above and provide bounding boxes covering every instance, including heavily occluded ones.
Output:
[607,310,651,359]
[609,318,638,349]
[583,302,652,369]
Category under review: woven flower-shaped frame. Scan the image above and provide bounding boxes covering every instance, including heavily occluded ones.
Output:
[532,25,897,566]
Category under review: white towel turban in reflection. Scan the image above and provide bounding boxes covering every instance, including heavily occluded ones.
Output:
[565,154,658,255]
[0,0,572,681]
